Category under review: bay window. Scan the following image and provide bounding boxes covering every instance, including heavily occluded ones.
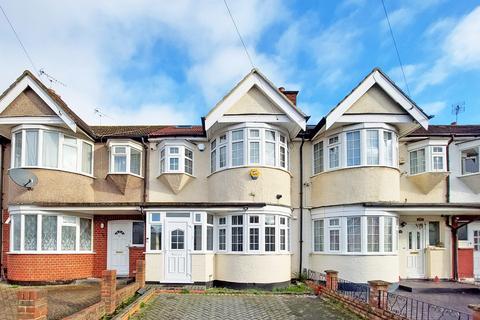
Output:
[109,141,142,176]
[462,147,479,175]
[10,214,93,253]
[12,127,93,175]
[159,144,194,175]
[410,149,426,174]
[313,215,397,254]
[210,126,289,172]
[409,144,447,175]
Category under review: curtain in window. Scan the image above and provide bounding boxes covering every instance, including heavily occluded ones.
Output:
[130,148,141,175]
[43,131,59,168]
[383,132,394,166]
[249,142,260,164]
[313,220,324,251]
[62,137,78,171]
[42,215,57,250]
[265,142,275,166]
[219,146,227,167]
[12,215,21,251]
[25,131,38,166]
[81,142,92,174]
[61,225,76,250]
[14,132,22,167]
[24,215,37,250]
[150,225,162,250]
[367,217,380,252]
[80,218,92,251]
[367,130,379,165]
[384,218,393,251]
[313,142,324,174]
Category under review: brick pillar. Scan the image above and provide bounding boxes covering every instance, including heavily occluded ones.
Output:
[101,270,117,315]
[136,260,145,288]
[324,270,338,291]
[469,304,480,320]
[368,280,390,308]
[17,289,47,320]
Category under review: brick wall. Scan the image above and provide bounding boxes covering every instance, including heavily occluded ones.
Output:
[2,210,9,276]
[8,253,95,282]
[129,247,145,278]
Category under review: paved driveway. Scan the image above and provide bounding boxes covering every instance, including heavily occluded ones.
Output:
[132,294,361,320]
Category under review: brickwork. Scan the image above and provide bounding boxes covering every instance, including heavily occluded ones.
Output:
[8,254,95,283]
[17,289,48,320]
[325,270,338,291]
[136,260,146,288]
[129,247,145,278]
[367,280,390,309]
[2,210,10,277]
[62,301,105,320]
[101,270,117,314]
[469,304,480,320]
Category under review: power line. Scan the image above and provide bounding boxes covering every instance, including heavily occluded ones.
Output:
[0,4,39,75]
[223,0,255,69]
[380,0,411,97]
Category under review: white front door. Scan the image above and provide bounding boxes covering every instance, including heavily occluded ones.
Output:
[404,223,425,278]
[108,221,131,276]
[165,220,191,283]
[474,229,480,280]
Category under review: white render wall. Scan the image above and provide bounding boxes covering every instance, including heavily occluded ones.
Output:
[449,139,480,203]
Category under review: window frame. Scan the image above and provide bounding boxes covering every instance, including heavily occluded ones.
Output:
[9,213,93,254]
[158,142,195,176]
[108,140,143,177]
[461,146,479,176]
[11,126,94,177]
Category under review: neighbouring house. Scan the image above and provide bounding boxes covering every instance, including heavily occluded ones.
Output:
[0,68,478,287]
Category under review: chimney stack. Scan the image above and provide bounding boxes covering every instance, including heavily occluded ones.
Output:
[278,87,299,106]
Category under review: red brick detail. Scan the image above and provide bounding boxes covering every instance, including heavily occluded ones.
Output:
[62,301,105,320]
[129,247,145,278]
[368,280,390,308]
[101,270,117,315]
[8,254,95,282]
[2,210,10,276]
[458,248,474,279]
[17,289,48,320]
[325,270,338,291]
[136,260,145,288]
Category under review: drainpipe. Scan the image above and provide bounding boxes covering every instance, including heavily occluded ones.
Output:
[0,145,3,280]
[445,216,458,280]
[445,134,455,203]
[299,135,305,275]
[141,137,149,205]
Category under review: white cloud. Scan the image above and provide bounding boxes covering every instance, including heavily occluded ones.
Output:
[414,6,480,93]
[420,101,447,116]
[0,0,287,125]
[381,0,444,31]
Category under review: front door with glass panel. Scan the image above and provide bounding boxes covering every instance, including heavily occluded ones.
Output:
[474,229,480,280]
[165,220,191,283]
[108,221,131,276]
[404,223,425,278]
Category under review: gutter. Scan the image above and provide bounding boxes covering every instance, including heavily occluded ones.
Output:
[299,134,306,274]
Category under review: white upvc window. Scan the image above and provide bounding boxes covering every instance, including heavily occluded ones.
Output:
[218,216,227,251]
[431,146,445,171]
[10,213,93,253]
[410,148,426,174]
[159,143,194,176]
[313,141,324,174]
[248,214,260,251]
[346,131,361,167]
[383,131,394,166]
[108,141,142,176]
[11,127,94,176]
[231,215,244,252]
[328,136,340,169]
[264,215,276,252]
[149,213,162,251]
[279,216,288,251]
[313,215,397,255]
[206,214,214,251]
[210,125,289,173]
[461,147,479,175]
[367,130,379,165]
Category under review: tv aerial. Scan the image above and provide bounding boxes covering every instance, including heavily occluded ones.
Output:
[451,102,465,123]
[39,69,66,88]
[8,168,38,190]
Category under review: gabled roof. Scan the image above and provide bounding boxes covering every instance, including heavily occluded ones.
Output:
[204,68,308,134]
[91,125,168,138]
[410,125,480,137]
[311,68,431,139]
[149,125,205,137]
[0,70,95,138]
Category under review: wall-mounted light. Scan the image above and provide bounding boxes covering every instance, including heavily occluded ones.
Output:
[197,143,206,152]
[100,223,105,229]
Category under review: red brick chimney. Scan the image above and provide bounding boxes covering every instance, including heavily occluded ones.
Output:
[278,87,299,106]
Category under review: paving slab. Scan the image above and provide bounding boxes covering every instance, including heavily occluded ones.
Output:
[131,294,362,320]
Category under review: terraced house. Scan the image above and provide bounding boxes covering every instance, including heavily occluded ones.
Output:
[0,68,478,288]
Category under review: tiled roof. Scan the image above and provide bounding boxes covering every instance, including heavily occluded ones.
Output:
[410,125,480,137]
[149,125,205,137]
[91,125,168,138]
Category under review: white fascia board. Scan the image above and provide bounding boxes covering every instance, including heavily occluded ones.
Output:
[0,76,77,132]
[325,70,429,131]
[8,205,141,213]
[204,72,306,132]
[0,116,64,125]
[217,114,291,124]
[337,114,413,124]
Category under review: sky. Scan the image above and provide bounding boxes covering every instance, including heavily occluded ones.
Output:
[0,0,479,127]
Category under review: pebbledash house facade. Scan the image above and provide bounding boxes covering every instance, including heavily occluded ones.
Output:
[0,68,479,287]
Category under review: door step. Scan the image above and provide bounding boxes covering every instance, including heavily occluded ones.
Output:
[398,280,480,294]
[152,284,207,292]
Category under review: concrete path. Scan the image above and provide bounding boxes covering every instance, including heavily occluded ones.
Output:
[131,294,362,320]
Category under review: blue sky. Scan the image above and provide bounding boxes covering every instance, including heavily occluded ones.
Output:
[1,0,479,126]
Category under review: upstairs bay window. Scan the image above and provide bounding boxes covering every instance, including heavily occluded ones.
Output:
[159,144,194,175]
[313,216,397,254]
[12,127,93,175]
[10,213,92,253]
[462,147,479,175]
[313,127,397,175]
[109,142,142,176]
[210,126,289,173]
[409,144,446,175]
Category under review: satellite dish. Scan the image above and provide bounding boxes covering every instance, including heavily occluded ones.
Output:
[8,168,38,190]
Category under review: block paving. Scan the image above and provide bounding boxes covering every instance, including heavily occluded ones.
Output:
[131,294,362,320]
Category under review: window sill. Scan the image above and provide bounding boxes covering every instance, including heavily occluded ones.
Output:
[8,251,95,255]
[208,165,291,178]
[310,252,397,256]
[107,172,144,179]
[311,165,399,178]
[157,171,195,178]
[10,166,95,179]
